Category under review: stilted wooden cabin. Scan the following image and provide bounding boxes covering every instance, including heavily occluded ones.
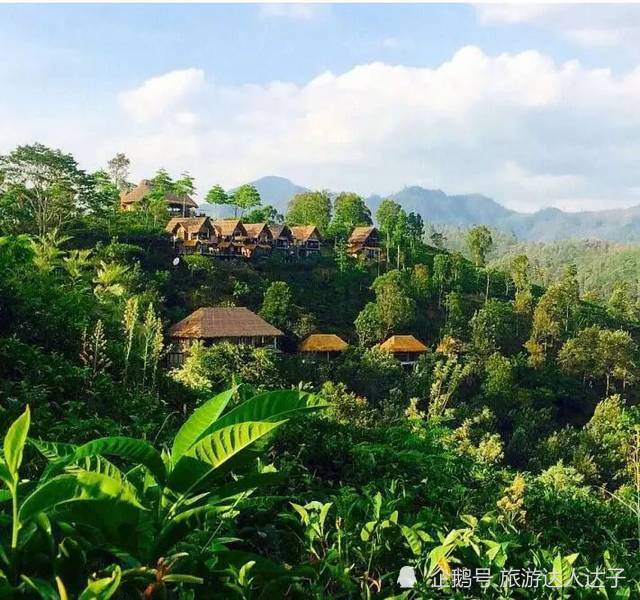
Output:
[167,307,283,365]
[379,335,428,366]
[212,219,248,257]
[165,217,218,255]
[268,224,294,251]
[348,226,382,261]
[243,223,274,258]
[290,226,322,256]
[299,334,348,361]
[120,180,198,216]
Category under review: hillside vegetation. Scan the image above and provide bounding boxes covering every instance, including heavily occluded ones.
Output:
[0,144,640,598]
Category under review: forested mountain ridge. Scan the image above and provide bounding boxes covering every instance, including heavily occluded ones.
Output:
[377,187,640,242]
[217,176,640,242]
[1,143,640,597]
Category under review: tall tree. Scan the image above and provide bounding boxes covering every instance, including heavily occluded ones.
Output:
[526,266,580,367]
[260,281,294,332]
[371,269,415,336]
[329,192,372,239]
[560,326,637,395]
[376,198,402,263]
[174,172,196,218]
[608,282,637,322]
[106,153,131,192]
[510,254,533,315]
[466,225,494,267]
[233,184,261,217]
[206,184,231,214]
[243,205,282,224]
[406,212,424,250]
[391,208,409,269]
[0,143,93,236]
[286,191,332,233]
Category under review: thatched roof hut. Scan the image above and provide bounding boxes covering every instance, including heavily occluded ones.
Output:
[379,335,428,354]
[120,180,198,212]
[299,334,348,353]
[379,335,428,366]
[169,307,283,343]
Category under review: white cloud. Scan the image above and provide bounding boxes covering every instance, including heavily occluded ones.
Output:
[101,47,640,213]
[476,4,640,50]
[259,4,327,21]
[9,47,640,213]
[118,68,205,123]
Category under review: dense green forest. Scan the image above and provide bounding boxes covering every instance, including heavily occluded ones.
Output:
[442,225,640,303]
[1,144,639,598]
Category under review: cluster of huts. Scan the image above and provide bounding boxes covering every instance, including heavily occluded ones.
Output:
[167,306,428,367]
[120,179,383,261]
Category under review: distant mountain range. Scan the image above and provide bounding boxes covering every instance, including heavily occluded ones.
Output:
[198,176,640,243]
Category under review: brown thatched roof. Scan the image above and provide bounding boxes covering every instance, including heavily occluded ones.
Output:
[290,225,321,242]
[243,222,272,239]
[213,219,248,238]
[348,226,377,244]
[165,216,211,234]
[168,307,283,339]
[299,334,348,353]
[121,180,198,209]
[379,335,428,353]
[268,224,293,240]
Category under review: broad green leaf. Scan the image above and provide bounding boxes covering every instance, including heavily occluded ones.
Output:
[78,566,121,600]
[20,575,59,600]
[171,387,237,462]
[185,421,284,470]
[0,461,11,487]
[4,406,30,476]
[155,505,231,556]
[55,577,69,600]
[197,390,326,441]
[290,503,309,524]
[400,525,423,556]
[54,500,148,558]
[19,471,144,523]
[318,502,333,529]
[372,492,382,520]
[50,437,166,485]
[30,439,77,462]
[209,471,284,504]
[360,520,376,541]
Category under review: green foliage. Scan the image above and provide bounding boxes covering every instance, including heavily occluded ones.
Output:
[466,225,494,267]
[259,280,294,333]
[206,184,230,209]
[285,191,331,233]
[4,141,640,596]
[232,184,262,217]
[0,143,99,236]
[329,192,372,239]
[0,389,322,597]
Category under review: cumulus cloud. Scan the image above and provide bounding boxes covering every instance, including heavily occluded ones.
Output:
[14,47,640,213]
[118,68,205,123]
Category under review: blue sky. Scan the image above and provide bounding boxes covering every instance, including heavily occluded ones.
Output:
[2,3,640,212]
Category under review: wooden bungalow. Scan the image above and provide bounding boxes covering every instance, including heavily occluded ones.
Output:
[167,307,284,365]
[165,217,218,255]
[212,219,248,257]
[290,226,322,257]
[379,335,428,366]
[120,180,198,216]
[242,223,274,258]
[299,334,348,361]
[268,224,294,251]
[348,226,382,261]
